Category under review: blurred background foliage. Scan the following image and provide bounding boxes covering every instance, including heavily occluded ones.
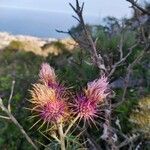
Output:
[0,4,150,149]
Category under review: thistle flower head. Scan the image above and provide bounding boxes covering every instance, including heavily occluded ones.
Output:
[30,84,68,123]
[40,100,68,123]
[85,76,109,104]
[39,63,56,86]
[31,84,56,106]
[74,95,98,124]
[74,76,109,125]
[30,62,70,129]
[39,63,65,95]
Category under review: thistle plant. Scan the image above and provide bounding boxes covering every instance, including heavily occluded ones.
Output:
[74,76,109,125]
[29,63,110,150]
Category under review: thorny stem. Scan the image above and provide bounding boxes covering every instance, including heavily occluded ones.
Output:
[64,115,79,136]
[54,116,79,150]
[57,122,66,150]
[51,132,61,143]
[0,98,38,150]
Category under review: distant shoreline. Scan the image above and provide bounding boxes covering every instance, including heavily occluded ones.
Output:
[0,32,57,49]
[0,31,57,41]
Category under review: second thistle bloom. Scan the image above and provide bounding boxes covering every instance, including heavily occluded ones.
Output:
[85,76,109,104]
[74,95,98,123]
[74,76,109,124]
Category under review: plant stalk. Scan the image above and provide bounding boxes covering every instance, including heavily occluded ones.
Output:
[57,122,66,150]
[0,98,38,150]
[64,115,79,136]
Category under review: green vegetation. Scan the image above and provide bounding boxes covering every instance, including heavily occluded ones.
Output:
[0,43,99,149]
[0,5,149,149]
[130,96,150,139]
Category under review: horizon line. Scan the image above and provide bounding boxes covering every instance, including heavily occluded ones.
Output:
[0,5,100,18]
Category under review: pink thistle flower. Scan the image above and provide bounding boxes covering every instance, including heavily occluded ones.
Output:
[40,100,68,123]
[74,76,109,124]
[31,84,56,106]
[30,84,69,124]
[39,63,56,86]
[85,76,109,104]
[39,63,65,95]
[74,95,98,124]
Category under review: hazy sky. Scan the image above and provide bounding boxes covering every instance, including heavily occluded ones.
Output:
[0,0,133,18]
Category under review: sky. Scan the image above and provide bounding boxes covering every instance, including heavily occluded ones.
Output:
[0,0,133,18]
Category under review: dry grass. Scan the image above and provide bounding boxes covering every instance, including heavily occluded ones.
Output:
[6,38,77,57]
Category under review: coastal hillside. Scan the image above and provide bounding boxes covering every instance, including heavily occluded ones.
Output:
[0,32,76,56]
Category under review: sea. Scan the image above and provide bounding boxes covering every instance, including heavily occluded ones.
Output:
[0,7,100,39]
